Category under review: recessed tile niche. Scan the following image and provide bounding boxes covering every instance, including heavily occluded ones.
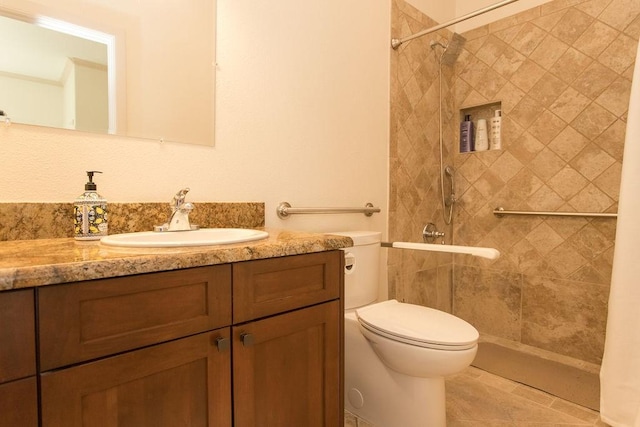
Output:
[459,101,502,153]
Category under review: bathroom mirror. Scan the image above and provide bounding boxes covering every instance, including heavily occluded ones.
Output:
[0,0,216,146]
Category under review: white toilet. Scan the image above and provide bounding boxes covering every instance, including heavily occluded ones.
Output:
[333,231,479,427]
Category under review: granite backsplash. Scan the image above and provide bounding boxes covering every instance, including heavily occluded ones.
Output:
[0,202,265,241]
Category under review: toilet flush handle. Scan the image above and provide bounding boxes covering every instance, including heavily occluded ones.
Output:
[344,252,356,274]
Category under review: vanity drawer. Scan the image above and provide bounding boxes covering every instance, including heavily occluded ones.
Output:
[39,265,232,370]
[233,251,342,323]
[0,289,36,383]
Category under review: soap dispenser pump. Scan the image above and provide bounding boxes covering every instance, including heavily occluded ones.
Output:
[74,171,108,240]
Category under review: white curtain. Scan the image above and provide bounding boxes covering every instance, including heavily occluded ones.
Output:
[600,42,640,427]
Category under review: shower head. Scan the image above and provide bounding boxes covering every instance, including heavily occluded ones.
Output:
[431,33,466,65]
[442,33,466,65]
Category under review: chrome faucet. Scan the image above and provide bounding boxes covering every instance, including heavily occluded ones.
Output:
[155,188,198,232]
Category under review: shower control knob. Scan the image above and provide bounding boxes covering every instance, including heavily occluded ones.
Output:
[423,223,445,242]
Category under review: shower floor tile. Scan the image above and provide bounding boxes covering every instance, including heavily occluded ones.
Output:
[345,366,610,426]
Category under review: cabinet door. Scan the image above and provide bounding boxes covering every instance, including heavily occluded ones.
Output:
[0,377,38,427]
[0,289,35,383]
[233,300,342,427]
[41,329,231,427]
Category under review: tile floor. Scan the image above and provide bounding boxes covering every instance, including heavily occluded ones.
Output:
[345,366,609,426]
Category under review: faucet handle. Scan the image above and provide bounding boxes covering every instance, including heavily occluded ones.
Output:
[171,188,190,210]
[423,222,445,243]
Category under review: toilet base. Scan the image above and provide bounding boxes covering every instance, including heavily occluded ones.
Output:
[345,313,447,427]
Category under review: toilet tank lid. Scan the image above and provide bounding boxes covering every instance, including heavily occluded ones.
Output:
[326,231,381,246]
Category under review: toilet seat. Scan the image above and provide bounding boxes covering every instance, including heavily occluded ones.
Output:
[356,299,478,351]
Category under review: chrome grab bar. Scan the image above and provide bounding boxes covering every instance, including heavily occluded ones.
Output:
[276,202,380,219]
[493,207,617,218]
[382,241,500,260]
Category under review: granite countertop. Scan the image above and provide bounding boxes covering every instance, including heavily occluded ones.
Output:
[0,229,352,291]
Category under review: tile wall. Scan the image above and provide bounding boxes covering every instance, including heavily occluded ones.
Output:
[389,0,457,313]
[390,0,639,372]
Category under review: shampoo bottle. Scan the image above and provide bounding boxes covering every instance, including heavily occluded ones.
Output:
[460,114,474,153]
[475,119,489,151]
[490,109,502,150]
[74,171,108,240]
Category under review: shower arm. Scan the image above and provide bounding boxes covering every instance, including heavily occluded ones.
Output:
[391,0,520,49]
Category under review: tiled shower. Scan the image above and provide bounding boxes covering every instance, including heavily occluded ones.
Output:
[389,0,638,412]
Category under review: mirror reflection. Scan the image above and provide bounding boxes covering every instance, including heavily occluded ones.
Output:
[0,0,216,146]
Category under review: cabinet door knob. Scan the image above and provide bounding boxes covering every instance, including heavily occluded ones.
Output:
[215,337,230,352]
[240,333,255,347]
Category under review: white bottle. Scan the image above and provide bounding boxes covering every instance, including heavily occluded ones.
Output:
[475,119,489,151]
[490,110,502,150]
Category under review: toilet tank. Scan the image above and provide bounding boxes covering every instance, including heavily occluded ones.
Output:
[329,231,381,310]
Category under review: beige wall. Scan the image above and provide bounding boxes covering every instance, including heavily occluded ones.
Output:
[405,0,554,34]
[125,1,215,145]
[0,74,64,127]
[0,0,390,234]
[405,0,455,27]
[454,0,553,33]
[390,0,639,365]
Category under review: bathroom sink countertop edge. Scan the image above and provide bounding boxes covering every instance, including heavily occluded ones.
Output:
[0,229,353,291]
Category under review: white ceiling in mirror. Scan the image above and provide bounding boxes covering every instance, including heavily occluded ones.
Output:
[0,0,216,146]
[0,15,107,82]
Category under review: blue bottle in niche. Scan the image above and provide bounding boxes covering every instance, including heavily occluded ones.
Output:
[460,114,474,153]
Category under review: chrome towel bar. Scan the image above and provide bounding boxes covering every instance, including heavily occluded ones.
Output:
[493,207,617,218]
[276,202,380,219]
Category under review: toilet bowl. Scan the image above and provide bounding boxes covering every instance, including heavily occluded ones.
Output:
[357,299,478,378]
[331,231,478,427]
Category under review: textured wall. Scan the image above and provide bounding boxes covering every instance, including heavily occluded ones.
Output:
[390,0,639,365]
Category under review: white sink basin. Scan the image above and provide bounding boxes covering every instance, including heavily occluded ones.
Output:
[100,228,269,248]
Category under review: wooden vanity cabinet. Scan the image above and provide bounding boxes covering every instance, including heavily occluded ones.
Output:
[232,251,344,426]
[0,289,38,427]
[38,266,233,427]
[33,250,343,427]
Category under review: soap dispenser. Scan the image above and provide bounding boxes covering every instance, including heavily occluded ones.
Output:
[74,171,108,240]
